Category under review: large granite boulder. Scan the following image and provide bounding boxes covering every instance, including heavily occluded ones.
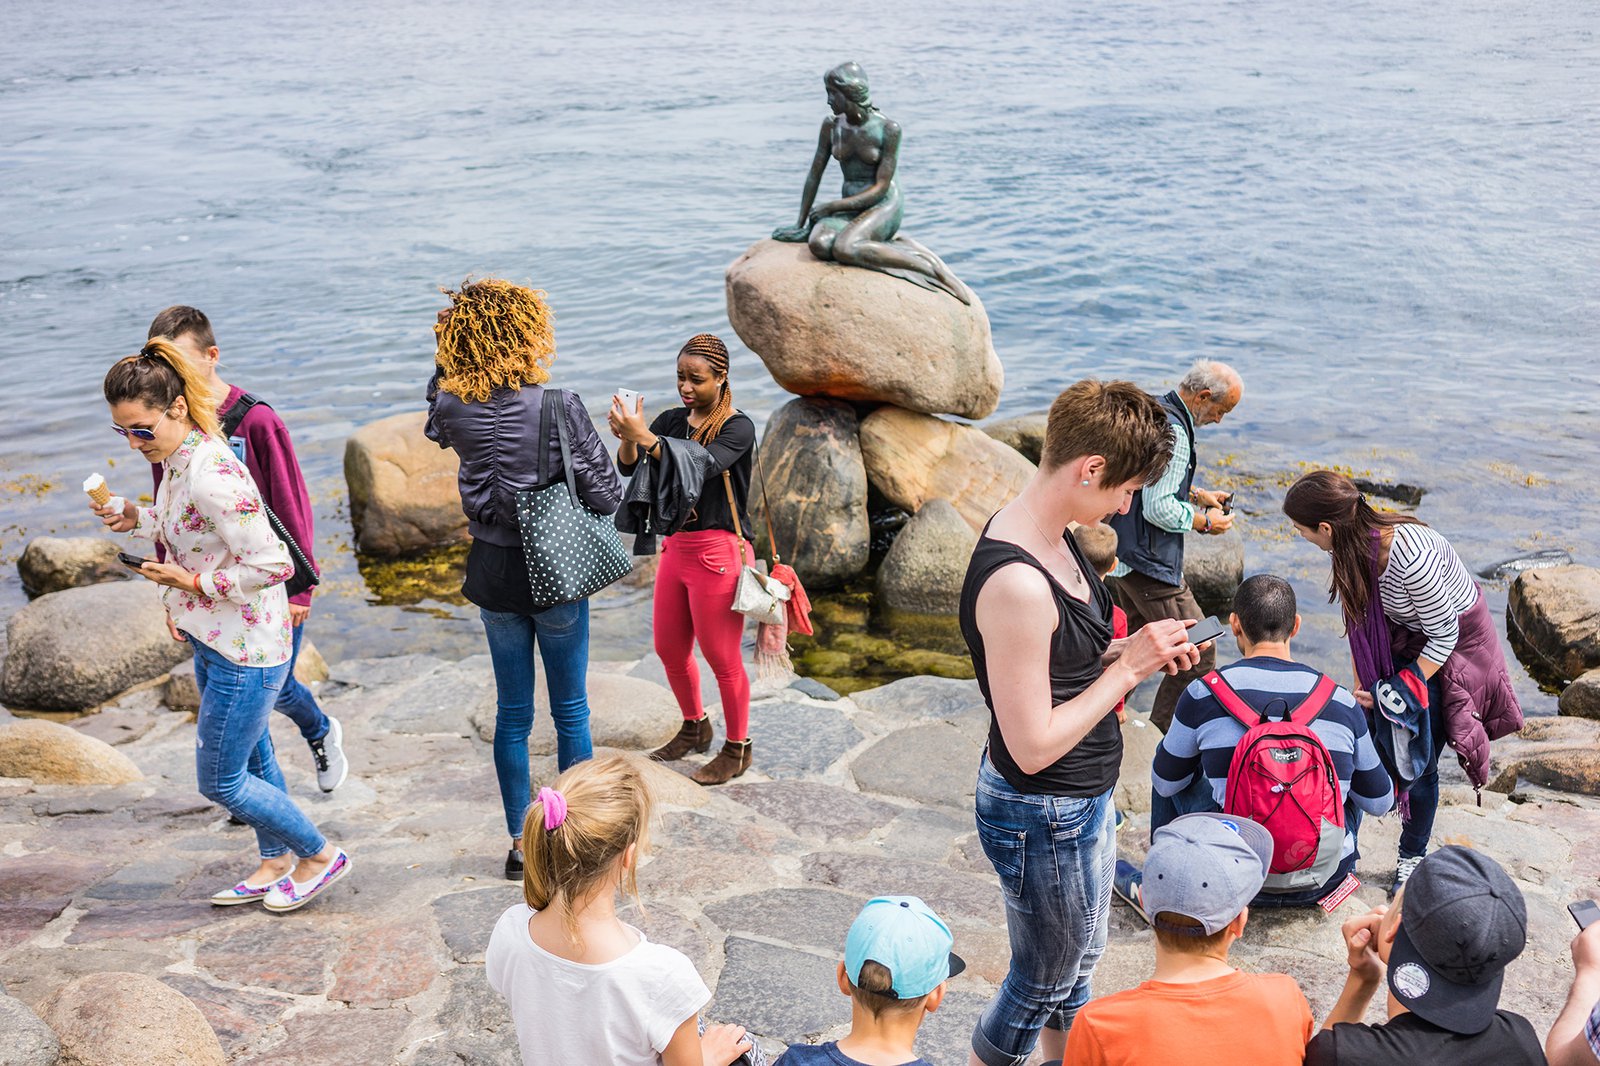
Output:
[18,536,127,597]
[42,971,225,1066]
[344,411,467,556]
[1507,565,1600,682]
[859,407,1034,533]
[1559,667,1600,720]
[982,409,1049,465]
[1183,530,1245,615]
[877,500,977,615]
[0,582,190,712]
[749,398,869,588]
[725,239,1003,419]
[0,719,142,785]
[0,989,59,1066]
[1485,716,1600,798]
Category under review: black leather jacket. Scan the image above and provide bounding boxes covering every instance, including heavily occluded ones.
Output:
[614,436,720,555]
[425,375,623,547]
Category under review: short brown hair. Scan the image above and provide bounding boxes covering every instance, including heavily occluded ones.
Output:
[148,305,215,350]
[848,959,928,1019]
[1152,912,1232,955]
[1041,380,1173,486]
[1073,522,1119,576]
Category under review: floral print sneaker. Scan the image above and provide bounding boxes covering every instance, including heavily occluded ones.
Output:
[209,878,277,906]
[263,849,351,913]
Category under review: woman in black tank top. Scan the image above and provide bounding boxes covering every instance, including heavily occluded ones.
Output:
[960,380,1201,1066]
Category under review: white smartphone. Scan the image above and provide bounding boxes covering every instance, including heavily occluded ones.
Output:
[614,388,642,411]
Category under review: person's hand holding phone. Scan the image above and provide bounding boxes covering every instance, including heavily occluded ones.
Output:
[1118,618,1201,680]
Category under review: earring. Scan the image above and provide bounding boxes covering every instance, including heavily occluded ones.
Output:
[1081,480,1090,486]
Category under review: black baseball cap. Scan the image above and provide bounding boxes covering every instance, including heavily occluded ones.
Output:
[1386,845,1528,1035]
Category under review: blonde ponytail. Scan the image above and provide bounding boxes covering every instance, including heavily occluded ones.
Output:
[103,337,220,439]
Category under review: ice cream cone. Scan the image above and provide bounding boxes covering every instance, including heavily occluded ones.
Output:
[84,474,111,508]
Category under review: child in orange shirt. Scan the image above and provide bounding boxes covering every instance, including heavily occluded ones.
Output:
[1064,813,1314,1066]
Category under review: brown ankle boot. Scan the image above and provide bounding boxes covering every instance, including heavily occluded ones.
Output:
[690,739,752,786]
[649,716,713,762]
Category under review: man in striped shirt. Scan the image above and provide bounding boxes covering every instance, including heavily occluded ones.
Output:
[1140,575,1393,909]
[1107,360,1242,732]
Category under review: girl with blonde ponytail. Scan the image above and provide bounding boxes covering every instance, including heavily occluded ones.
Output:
[93,339,350,912]
[608,334,760,786]
[485,754,763,1066]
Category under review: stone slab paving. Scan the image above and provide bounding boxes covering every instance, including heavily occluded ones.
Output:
[0,661,1595,1064]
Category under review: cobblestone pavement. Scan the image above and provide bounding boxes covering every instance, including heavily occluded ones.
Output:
[3,657,1595,1064]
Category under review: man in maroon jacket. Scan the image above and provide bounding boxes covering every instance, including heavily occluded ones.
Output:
[148,306,348,792]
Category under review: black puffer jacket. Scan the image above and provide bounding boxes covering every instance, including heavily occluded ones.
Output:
[425,374,623,547]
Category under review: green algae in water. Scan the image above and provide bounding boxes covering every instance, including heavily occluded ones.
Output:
[357,543,470,610]
[789,579,974,694]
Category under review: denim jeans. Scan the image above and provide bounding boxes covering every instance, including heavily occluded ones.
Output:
[1398,673,1447,859]
[972,754,1115,1066]
[1151,774,1362,907]
[274,621,330,743]
[192,641,327,859]
[479,601,594,839]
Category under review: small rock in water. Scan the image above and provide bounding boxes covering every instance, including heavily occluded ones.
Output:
[1478,547,1573,580]
[1352,478,1425,505]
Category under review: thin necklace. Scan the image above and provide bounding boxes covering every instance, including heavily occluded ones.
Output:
[1018,501,1086,588]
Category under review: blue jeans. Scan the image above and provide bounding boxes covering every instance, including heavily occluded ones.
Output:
[972,754,1115,1066]
[1398,673,1447,859]
[479,601,594,839]
[275,621,330,743]
[192,641,327,859]
[1151,774,1362,907]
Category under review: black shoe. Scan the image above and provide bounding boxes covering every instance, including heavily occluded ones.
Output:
[505,847,524,881]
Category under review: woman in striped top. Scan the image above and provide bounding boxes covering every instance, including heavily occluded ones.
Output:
[1283,471,1522,891]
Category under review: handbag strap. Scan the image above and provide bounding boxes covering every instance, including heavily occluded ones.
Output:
[542,389,581,507]
[751,441,781,564]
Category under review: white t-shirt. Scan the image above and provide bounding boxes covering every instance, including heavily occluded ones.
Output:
[485,903,711,1066]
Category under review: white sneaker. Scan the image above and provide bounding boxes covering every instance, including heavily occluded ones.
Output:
[308,716,348,793]
[1393,854,1424,894]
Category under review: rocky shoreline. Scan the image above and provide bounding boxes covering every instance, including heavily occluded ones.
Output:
[3,646,1600,1064]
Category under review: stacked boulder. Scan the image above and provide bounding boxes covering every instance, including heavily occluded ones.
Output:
[727,239,1033,610]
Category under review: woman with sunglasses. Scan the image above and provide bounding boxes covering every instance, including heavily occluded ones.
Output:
[92,339,350,913]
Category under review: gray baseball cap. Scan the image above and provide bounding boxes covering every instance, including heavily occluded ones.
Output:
[1142,812,1274,936]
[1386,845,1527,1035]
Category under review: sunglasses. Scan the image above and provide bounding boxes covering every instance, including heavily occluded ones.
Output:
[112,406,172,442]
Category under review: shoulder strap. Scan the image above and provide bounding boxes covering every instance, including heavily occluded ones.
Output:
[1203,670,1262,729]
[546,389,579,506]
[721,471,744,546]
[221,392,266,438]
[1287,674,1339,726]
[751,440,780,563]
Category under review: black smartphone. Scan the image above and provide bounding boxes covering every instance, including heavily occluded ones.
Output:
[1570,899,1600,930]
[116,551,151,569]
[1185,615,1227,647]
[1220,492,1236,515]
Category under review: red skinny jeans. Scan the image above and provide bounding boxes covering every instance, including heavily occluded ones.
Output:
[653,529,750,741]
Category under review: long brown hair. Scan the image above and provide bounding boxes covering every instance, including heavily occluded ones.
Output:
[522,754,652,948]
[679,333,735,444]
[103,338,221,440]
[1282,470,1423,628]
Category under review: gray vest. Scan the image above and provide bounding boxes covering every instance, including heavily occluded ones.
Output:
[1108,390,1196,587]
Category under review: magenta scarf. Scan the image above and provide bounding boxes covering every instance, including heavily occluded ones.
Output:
[1347,529,1393,693]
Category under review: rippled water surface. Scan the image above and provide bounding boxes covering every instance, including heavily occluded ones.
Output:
[2,1,1596,707]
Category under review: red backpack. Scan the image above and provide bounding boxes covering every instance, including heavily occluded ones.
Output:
[1205,670,1347,893]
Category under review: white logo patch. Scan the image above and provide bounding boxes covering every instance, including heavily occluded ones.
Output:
[1392,962,1430,1000]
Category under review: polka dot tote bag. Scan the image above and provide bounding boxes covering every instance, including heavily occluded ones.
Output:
[514,390,633,609]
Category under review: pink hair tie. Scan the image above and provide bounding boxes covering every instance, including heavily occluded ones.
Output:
[537,787,568,831]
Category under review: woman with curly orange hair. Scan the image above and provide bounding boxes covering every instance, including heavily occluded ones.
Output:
[425,279,623,880]
[609,334,758,786]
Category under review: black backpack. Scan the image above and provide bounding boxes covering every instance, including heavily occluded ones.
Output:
[222,394,320,598]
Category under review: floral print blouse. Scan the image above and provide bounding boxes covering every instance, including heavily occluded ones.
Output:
[134,429,294,667]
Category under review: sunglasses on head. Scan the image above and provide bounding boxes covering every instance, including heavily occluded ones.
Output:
[112,405,173,442]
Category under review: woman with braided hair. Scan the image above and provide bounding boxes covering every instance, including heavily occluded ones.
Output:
[609,334,758,786]
[425,278,624,880]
